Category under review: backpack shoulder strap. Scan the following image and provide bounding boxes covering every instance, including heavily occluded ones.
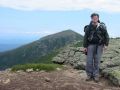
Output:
[84,25,90,33]
[99,22,107,30]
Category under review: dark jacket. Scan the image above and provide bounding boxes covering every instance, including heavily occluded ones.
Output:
[83,22,109,48]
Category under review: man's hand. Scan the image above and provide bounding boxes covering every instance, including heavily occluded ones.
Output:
[83,48,87,55]
[84,48,87,52]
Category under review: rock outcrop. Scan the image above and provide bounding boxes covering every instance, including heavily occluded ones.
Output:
[52,38,120,86]
[52,45,86,69]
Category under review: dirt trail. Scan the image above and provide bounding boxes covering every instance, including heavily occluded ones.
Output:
[0,65,120,90]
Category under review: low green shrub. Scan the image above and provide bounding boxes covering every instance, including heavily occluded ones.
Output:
[11,63,63,72]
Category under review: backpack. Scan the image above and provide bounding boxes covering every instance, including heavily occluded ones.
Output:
[84,22,106,32]
[84,22,106,44]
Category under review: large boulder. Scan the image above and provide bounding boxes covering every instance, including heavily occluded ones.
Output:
[102,66,120,86]
[100,39,120,68]
[52,45,86,69]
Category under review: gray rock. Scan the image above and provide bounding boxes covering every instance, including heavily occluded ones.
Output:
[52,56,65,64]
[26,68,33,72]
[73,62,86,70]
[2,78,11,84]
[44,77,51,82]
[102,66,120,86]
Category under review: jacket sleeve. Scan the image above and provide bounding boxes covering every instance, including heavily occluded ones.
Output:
[83,26,89,48]
[103,26,109,46]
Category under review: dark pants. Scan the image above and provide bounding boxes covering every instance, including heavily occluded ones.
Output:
[85,44,103,77]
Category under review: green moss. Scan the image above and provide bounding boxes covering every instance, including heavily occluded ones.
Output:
[110,70,120,79]
[73,41,83,47]
[11,63,63,72]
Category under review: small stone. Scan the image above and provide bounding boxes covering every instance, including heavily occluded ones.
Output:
[26,68,33,72]
[2,79,10,84]
[44,77,51,82]
[40,70,46,73]
[17,70,24,73]
[78,70,85,73]
[56,68,61,71]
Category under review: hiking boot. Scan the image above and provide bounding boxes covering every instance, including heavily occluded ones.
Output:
[86,76,92,81]
[94,76,99,83]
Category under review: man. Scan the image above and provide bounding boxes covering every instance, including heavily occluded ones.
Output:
[83,13,109,82]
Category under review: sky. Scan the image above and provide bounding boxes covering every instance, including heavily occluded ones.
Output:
[0,0,120,45]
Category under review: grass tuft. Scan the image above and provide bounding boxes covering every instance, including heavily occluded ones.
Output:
[11,63,63,72]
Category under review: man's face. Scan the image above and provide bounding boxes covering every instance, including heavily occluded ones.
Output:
[91,16,99,23]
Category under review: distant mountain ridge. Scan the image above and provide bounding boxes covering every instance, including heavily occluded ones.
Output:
[0,30,83,70]
[0,44,22,52]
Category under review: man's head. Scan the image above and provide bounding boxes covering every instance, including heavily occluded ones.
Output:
[91,13,100,24]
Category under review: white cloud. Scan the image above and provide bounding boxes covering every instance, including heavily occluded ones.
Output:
[0,0,120,12]
[0,30,54,36]
[23,31,56,36]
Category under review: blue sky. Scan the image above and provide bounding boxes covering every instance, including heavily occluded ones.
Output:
[0,0,120,44]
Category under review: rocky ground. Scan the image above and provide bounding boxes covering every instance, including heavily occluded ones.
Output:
[0,38,120,90]
[0,65,120,90]
[52,38,120,86]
